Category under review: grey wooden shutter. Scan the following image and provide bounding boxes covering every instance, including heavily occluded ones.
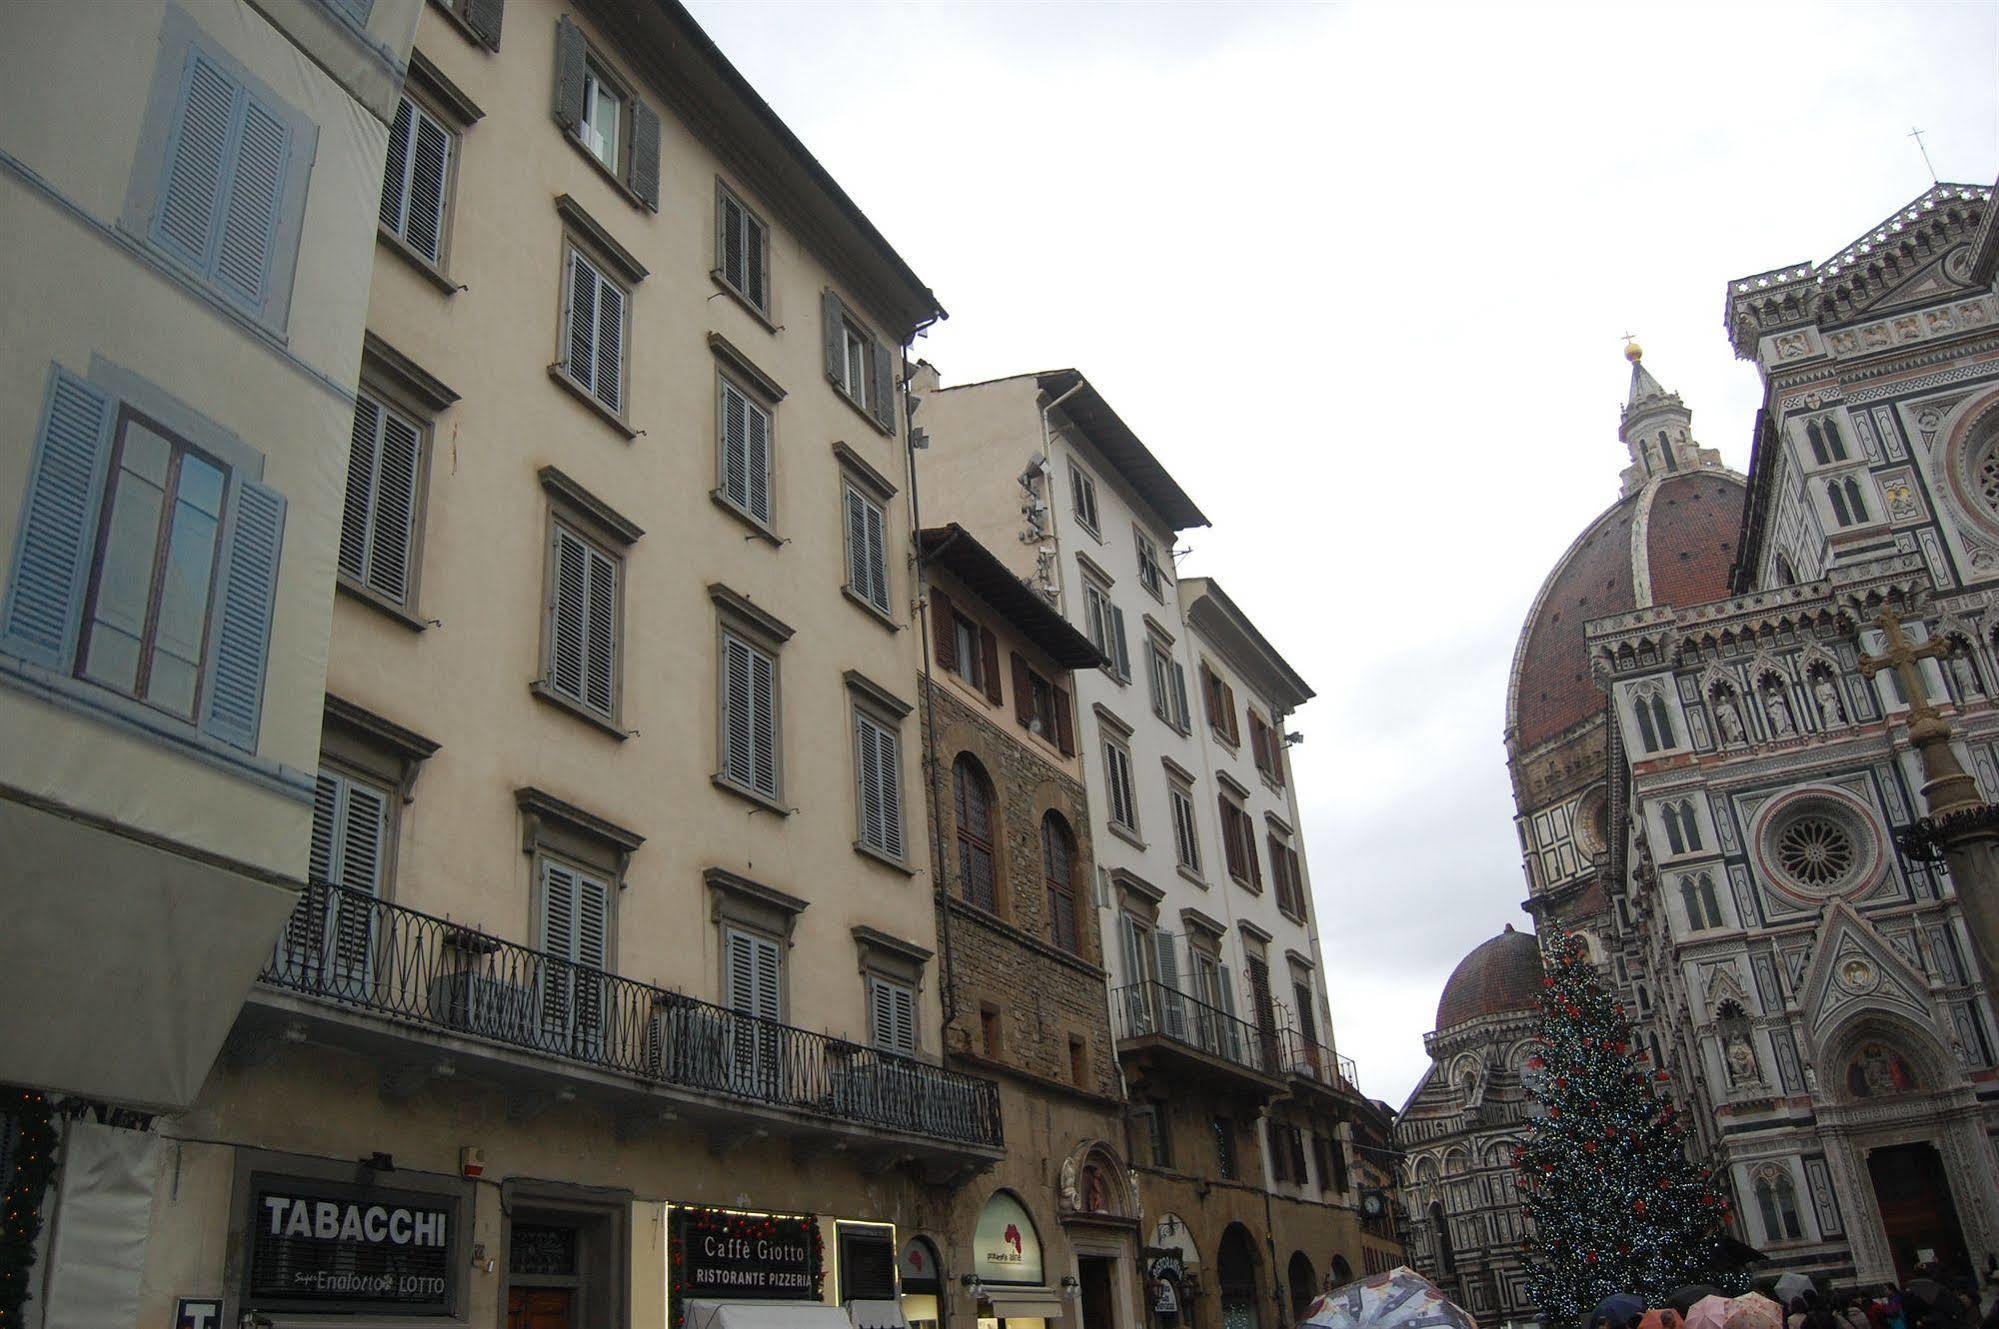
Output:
[1171,661,1190,730]
[870,978,915,1056]
[726,927,781,1021]
[540,859,609,1046]
[547,526,615,718]
[1118,915,1144,991]
[378,98,413,236]
[719,191,743,286]
[863,498,887,611]
[287,772,341,967]
[566,252,597,393]
[629,100,661,211]
[332,777,386,987]
[1011,652,1031,726]
[722,383,749,512]
[869,336,896,433]
[340,392,420,605]
[404,109,451,263]
[1110,605,1130,680]
[593,276,624,412]
[552,16,586,129]
[582,542,615,716]
[744,397,770,522]
[821,290,844,384]
[844,488,868,598]
[723,633,778,798]
[202,480,286,751]
[744,213,767,310]
[855,712,883,850]
[1053,683,1074,755]
[866,717,903,857]
[1,368,115,669]
[464,0,504,47]
[1154,931,1186,1038]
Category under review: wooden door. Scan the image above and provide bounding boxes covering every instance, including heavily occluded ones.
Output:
[508,1286,574,1329]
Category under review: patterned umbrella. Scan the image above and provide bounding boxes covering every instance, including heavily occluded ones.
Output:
[1686,1293,1734,1329]
[1299,1266,1477,1329]
[1724,1292,1785,1329]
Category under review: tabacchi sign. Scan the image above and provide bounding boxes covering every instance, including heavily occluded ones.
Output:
[245,1177,458,1315]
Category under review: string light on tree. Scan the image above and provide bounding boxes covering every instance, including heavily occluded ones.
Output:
[1515,935,1742,1323]
[0,1089,59,1329]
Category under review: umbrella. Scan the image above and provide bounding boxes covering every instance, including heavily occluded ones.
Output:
[1671,1287,1724,1315]
[1299,1265,1478,1329]
[1688,1295,1734,1329]
[1775,1273,1816,1304]
[1725,1292,1784,1329]
[1642,1309,1687,1329]
[1595,1295,1647,1328]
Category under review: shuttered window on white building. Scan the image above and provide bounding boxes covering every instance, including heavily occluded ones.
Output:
[843,484,890,614]
[340,391,424,608]
[379,93,452,264]
[543,522,619,722]
[562,248,626,414]
[868,975,916,1056]
[718,377,773,526]
[721,631,779,800]
[853,710,904,859]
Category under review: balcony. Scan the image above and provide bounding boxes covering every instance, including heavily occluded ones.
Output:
[1278,1027,1363,1105]
[1111,979,1284,1100]
[245,880,1003,1165]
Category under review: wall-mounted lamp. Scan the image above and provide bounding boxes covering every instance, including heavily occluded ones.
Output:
[960,1274,984,1295]
[1283,731,1305,747]
[1060,1274,1082,1296]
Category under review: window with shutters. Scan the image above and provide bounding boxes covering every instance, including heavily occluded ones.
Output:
[557,243,629,417]
[930,587,1001,705]
[536,518,621,727]
[850,688,907,864]
[711,586,793,809]
[1043,812,1081,955]
[714,374,774,530]
[551,17,659,209]
[1103,735,1139,837]
[952,614,982,688]
[1135,529,1166,598]
[1249,709,1287,788]
[435,0,504,51]
[1219,787,1261,891]
[1269,830,1305,920]
[822,291,898,435]
[339,389,427,615]
[1069,465,1101,537]
[842,483,891,616]
[867,975,917,1056]
[1,363,286,757]
[282,765,392,997]
[723,924,784,1092]
[1168,776,1202,876]
[1202,663,1240,746]
[377,82,460,276]
[536,855,612,1057]
[125,22,317,333]
[1012,653,1073,754]
[714,180,772,317]
[1081,576,1130,682]
[953,755,1000,914]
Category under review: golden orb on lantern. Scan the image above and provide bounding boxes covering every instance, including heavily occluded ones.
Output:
[1624,341,1644,363]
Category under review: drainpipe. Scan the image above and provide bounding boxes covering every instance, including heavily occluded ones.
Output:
[901,332,962,1031]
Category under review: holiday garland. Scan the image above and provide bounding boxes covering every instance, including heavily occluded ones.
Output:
[1515,934,1743,1325]
[667,1205,824,1327]
[0,1089,58,1329]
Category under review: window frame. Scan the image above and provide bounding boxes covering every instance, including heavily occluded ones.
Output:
[338,336,454,629]
[577,54,629,179]
[1134,527,1165,599]
[1068,463,1101,538]
[1167,768,1203,879]
[121,11,320,336]
[714,179,774,322]
[531,472,637,736]
[821,290,897,436]
[713,369,777,536]
[376,54,480,288]
[1219,781,1261,892]
[711,585,794,812]
[1042,811,1081,956]
[866,973,918,1057]
[1102,730,1141,840]
[847,671,912,870]
[953,753,1000,915]
[554,236,633,426]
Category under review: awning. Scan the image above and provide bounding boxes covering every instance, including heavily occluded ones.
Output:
[848,1301,911,1329]
[987,1295,1067,1320]
[682,1301,861,1329]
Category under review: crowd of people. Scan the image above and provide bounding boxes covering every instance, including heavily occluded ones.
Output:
[1582,1266,1999,1329]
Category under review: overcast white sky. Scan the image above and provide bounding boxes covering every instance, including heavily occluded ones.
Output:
[685,0,1999,1108]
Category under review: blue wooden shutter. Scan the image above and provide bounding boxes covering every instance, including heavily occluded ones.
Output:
[202,480,286,751]
[2,368,115,669]
[214,95,291,311]
[153,54,238,273]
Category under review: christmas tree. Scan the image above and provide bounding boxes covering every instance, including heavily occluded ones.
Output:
[1515,933,1739,1325]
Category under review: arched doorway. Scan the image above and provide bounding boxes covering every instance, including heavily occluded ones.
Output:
[900,1235,944,1329]
[1331,1254,1354,1287]
[1867,1142,1970,1284]
[1428,1201,1456,1278]
[1216,1223,1262,1329]
[1288,1252,1317,1322]
[970,1190,1054,1327]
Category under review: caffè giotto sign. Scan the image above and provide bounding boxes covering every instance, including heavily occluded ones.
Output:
[971,1191,1043,1286]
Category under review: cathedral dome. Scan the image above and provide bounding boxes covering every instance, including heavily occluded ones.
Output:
[1436,925,1543,1030]
[1506,468,1746,753]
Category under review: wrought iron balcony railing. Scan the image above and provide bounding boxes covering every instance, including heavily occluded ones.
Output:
[259,879,1002,1150]
[1111,979,1278,1076]
[1278,1027,1361,1096]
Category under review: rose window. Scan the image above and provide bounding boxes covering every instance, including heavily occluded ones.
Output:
[1977,441,1999,517]
[1775,816,1854,888]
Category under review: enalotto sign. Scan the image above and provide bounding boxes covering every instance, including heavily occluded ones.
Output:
[246,1178,457,1314]
[676,1208,819,1301]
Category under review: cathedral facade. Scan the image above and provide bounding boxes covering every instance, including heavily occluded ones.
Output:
[1404,178,1999,1309]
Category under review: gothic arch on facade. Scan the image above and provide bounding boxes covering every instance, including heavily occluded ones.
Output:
[1058,1138,1136,1220]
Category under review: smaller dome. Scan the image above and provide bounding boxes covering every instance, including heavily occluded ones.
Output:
[1436,925,1543,1030]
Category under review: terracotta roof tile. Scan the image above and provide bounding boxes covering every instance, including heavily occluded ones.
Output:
[1436,925,1544,1029]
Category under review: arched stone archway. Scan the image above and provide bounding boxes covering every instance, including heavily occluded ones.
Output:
[1288,1251,1317,1322]
[1216,1222,1263,1329]
[1331,1253,1354,1287]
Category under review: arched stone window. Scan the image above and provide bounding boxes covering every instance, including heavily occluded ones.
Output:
[1806,420,1830,465]
[953,755,997,913]
[1428,1201,1456,1275]
[1661,798,1701,855]
[1829,475,1868,527]
[1776,552,1798,586]
[1680,872,1723,930]
[1041,811,1079,955]
[1633,683,1675,753]
[1822,414,1848,461]
[1752,1164,1803,1242]
[1658,429,1676,471]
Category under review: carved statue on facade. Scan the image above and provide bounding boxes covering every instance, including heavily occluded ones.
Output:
[1716,694,1747,745]
[1813,675,1846,728]
[1765,683,1796,737]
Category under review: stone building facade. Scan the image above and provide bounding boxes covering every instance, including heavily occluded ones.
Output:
[1443,179,1999,1303]
[1397,927,1543,1327]
[915,523,1139,1329]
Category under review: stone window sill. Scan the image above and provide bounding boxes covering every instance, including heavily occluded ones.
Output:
[712,773,791,816]
[338,577,429,632]
[528,680,627,740]
[853,840,915,876]
[547,365,638,439]
[378,226,460,295]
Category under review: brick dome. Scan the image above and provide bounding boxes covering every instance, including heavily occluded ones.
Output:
[1507,470,1745,754]
[1436,925,1543,1030]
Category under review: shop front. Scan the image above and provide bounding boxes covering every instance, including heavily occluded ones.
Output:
[899,1236,946,1329]
[669,1204,909,1329]
[966,1190,1064,1328]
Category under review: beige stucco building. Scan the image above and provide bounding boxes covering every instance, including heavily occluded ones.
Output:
[0,0,421,1322]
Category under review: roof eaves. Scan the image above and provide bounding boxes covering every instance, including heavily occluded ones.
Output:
[1183,578,1314,707]
[919,524,1106,669]
[1036,371,1211,531]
